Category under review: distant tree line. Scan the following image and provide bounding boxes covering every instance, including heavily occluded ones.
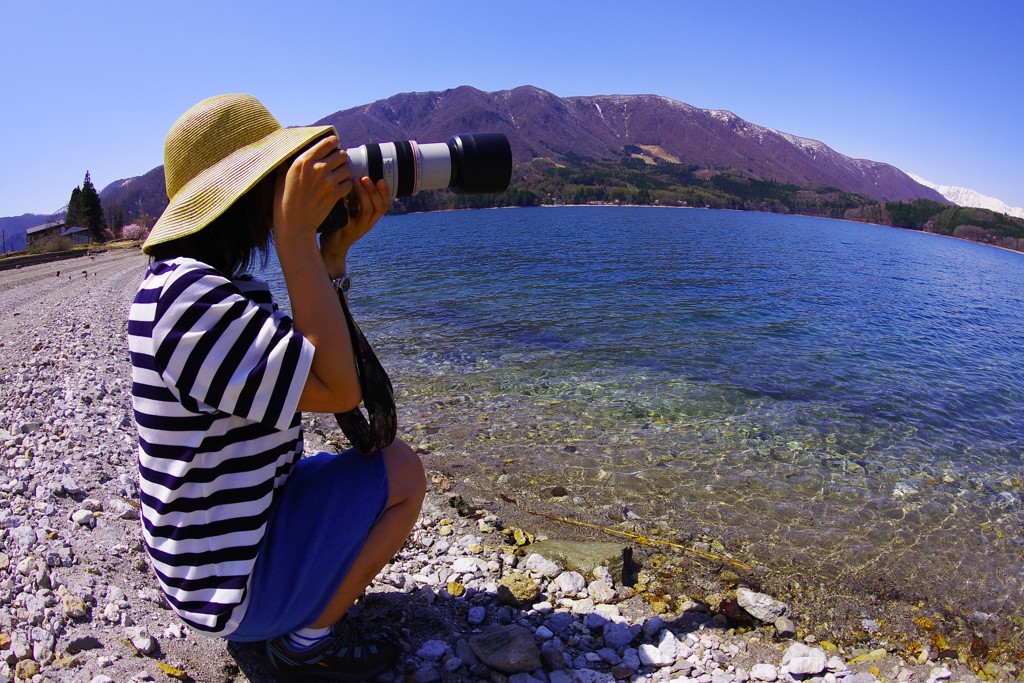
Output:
[882,199,1024,250]
[886,199,1024,237]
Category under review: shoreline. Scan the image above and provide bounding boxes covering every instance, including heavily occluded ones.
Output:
[0,247,1011,682]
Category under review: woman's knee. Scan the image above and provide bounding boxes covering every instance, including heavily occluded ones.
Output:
[382,438,426,504]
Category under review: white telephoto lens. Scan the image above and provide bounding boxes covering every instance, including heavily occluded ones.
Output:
[377,142,400,198]
[415,142,454,193]
[346,146,371,183]
[346,140,456,198]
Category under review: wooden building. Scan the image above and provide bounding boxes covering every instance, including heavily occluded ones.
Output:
[25,224,92,248]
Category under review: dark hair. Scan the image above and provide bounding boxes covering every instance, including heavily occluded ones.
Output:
[148,174,275,277]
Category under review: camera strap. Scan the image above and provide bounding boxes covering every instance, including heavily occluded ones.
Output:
[333,291,397,456]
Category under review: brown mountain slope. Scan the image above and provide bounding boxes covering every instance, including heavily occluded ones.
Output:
[99,85,946,213]
[314,85,946,203]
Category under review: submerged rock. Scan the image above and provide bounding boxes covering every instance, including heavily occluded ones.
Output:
[736,586,789,623]
[524,540,627,583]
[469,625,541,674]
[773,615,797,639]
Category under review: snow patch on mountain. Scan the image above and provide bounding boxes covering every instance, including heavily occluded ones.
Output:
[909,173,1024,219]
[776,131,831,157]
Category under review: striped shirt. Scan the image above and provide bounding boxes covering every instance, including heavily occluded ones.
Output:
[127,257,314,636]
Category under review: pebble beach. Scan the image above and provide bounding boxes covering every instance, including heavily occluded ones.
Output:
[0,247,1009,683]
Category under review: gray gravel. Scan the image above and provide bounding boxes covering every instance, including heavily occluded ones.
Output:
[0,248,1000,682]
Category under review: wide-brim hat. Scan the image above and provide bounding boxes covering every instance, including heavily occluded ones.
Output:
[143,93,335,254]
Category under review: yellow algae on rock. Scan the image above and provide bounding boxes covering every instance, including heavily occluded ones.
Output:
[156,662,188,680]
[915,616,935,631]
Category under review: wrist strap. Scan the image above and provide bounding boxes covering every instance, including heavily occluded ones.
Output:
[333,289,397,455]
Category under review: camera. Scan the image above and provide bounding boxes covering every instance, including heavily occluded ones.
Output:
[319,132,512,232]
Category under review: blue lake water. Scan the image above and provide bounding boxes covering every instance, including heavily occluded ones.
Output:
[262,206,1024,624]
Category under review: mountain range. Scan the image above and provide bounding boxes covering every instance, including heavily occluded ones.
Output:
[313,85,946,204]
[5,85,1019,252]
[97,85,949,217]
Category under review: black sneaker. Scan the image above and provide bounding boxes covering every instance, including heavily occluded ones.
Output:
[266,617,400,682]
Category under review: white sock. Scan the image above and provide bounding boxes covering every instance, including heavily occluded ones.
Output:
[285,624,332,651]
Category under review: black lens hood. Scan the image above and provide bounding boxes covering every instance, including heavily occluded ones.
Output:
[448,133,512,194]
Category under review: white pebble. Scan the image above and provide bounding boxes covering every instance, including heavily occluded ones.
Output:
[523,553,561,578]
[638,642,674,668]
[750,663,778,681]
[553,570,586,597]
[72,509,94,526]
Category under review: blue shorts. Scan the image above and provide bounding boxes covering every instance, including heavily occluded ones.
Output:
[227,449,389,641]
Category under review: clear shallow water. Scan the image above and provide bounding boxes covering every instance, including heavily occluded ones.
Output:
[263,207,1024,621]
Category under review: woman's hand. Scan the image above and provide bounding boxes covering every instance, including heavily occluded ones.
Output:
[270,134,374,414]
[320,175,389,276]
[267,134,391,414]
[272,135,352,246]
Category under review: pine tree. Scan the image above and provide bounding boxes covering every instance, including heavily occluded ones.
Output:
[80,171,105,242]
[66,186,84,227]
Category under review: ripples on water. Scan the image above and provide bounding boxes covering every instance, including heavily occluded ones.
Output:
[263,207,1024,621]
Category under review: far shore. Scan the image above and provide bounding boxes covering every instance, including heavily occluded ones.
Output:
[3,204,1020,268]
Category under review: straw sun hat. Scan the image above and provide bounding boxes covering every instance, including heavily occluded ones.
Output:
[143,93,335,254]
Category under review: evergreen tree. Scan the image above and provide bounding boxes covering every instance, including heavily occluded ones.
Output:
[66,186,84,227]
[80,171,105,242]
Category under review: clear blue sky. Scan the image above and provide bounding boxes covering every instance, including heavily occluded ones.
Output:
[2,0,1022,217]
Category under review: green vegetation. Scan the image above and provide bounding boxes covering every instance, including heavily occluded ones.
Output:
[396,155,873,219]
[882,198,1024,250]
[884,198,946,229]
[886,199,1024,238]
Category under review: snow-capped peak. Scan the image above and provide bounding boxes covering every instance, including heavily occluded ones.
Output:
[909,173,1024,219]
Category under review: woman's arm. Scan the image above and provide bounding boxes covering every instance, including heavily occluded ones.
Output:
[271,135,388,414]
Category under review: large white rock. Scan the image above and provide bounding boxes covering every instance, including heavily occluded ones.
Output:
[553,570,586,596]
[750,663,779,681]
[523,553,561,578]
[637,643,672,668]
[736,586,789,623]
[638,630,680,667]
[781,642,827,676]
[451,557,486,575]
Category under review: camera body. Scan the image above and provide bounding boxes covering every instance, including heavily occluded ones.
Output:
[319,132,512,232]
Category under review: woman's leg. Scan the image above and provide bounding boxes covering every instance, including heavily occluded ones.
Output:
[308,438,426,628]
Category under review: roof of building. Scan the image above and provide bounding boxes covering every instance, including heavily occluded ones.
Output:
[25,223,61,235]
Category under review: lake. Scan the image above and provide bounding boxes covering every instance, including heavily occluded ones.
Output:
[262,206,1024,638]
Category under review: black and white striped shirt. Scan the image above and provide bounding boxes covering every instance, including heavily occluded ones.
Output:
[128,257,314,635]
